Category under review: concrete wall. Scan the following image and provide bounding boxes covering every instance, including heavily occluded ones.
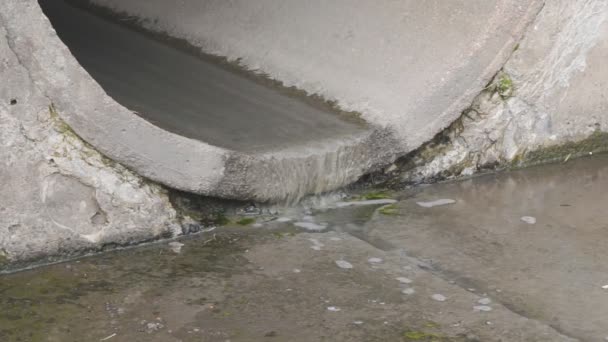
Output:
[0,2,181,269]
[393,0,608,184]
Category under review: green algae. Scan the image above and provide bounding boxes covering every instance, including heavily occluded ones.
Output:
[362,191,392,200]
[236,217,256,226]
[402,330,445,341]
[496,73,513,98]
[379,204,399,215]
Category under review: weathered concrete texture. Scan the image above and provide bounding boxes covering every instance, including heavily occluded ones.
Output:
[87,0,541,151]
[0,21,181,268]
[393,0,608,184]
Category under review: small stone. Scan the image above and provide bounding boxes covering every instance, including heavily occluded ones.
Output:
[402,288,415,295]
[478,297,492,305]
[327,306,341,312]
[521,216,536,224]
[396,277,412,284]
[335,260,353,269]
[293,268,301,273]
[368,257,383,264]
[252,223,263,228]
[276,217,291,222]
[353,320,364,325]
[473,305,492,312]
[431,294,447,302]
[601,284,608,289]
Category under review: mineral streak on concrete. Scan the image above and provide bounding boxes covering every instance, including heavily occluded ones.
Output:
[39,0,366,153]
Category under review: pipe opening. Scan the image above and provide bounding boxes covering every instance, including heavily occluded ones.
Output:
[38,0,367,153]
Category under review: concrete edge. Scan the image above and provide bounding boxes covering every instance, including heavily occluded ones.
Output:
[4,0,399,202]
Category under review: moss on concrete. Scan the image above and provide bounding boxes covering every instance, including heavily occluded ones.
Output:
[497,73,513,98]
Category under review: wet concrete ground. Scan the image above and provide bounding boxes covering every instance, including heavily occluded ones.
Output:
[39,0,365,152]
[3,155,608,341]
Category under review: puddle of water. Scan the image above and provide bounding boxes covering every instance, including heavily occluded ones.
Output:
[0,231,254,341]
[8,154,608,340]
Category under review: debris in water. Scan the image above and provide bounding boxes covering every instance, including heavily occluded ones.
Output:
[335,199,397,208]
[293,268,301,273]
[100,333,117,341]
[521,216,537,224]
[478,298,492,305]
[402,288,415,295]
[431,294,447,302]
[368,257,383,264]
[335,260,353,269]
[294,222,327,231]
[601,284,608,289]
[396,277,413,284]
[473,305,493,312]
[309,238,325,251]
[416,199,456,208]
[353,320,364,325]
[168,241,184,254]
[327,306,341,312]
